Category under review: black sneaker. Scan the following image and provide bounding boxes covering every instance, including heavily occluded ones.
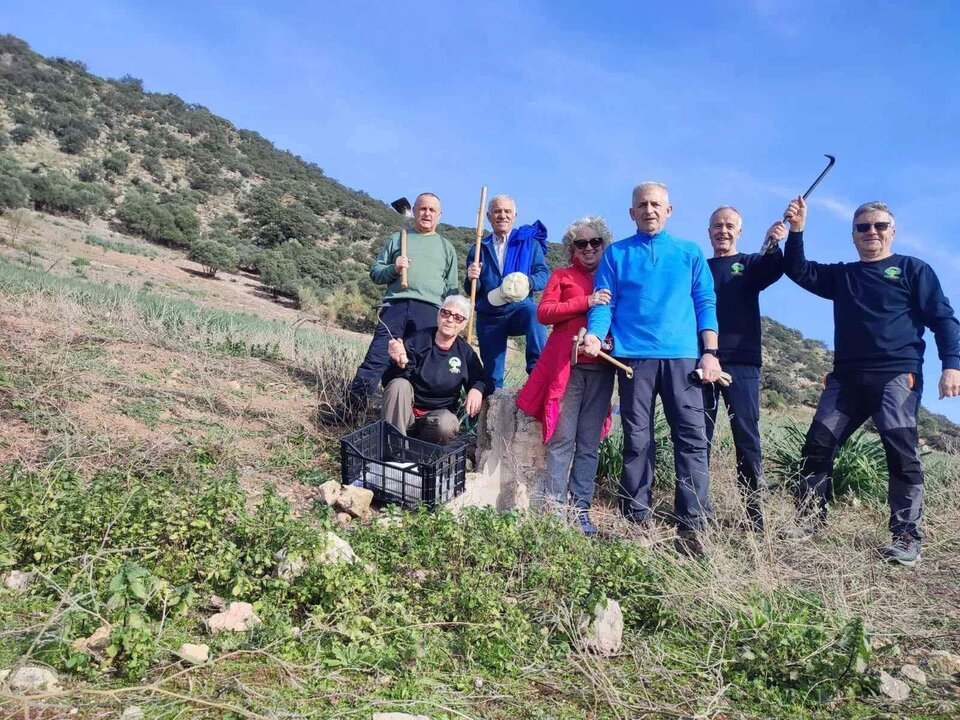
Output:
[879,535,921,567]
[576,511,599,537]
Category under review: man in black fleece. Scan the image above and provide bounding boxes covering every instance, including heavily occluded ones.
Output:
[706,207,786,531]
[782,196,960,566]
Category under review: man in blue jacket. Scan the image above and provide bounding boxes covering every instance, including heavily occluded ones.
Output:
[465,195,550,388]
[581,182,721,555]
[782,196,960,567]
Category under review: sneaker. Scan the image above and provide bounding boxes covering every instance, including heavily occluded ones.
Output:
[879,535,921,567]
[674,530,705,559]
[576,511,598,537]
[623,511,653,528]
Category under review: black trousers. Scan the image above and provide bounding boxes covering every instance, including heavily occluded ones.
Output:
[798,372,924,540]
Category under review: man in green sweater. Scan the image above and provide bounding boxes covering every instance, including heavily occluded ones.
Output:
[336,192,460,421]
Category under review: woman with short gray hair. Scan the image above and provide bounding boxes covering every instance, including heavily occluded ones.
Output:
[381,294,488,445]
[517,216,615,535]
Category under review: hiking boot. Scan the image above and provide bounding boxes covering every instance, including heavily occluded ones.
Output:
[674,529,705,559]
[879,535,921,567]
[623,511,653,528]
[576,511,599,537]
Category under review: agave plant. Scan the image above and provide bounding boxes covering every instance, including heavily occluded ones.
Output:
[766,420,888,503]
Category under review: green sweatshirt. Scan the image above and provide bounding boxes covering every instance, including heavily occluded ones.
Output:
[369,231,459,307]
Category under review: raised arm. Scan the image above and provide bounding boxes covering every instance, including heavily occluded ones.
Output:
[748,221,786,291]
[782,196,838,299]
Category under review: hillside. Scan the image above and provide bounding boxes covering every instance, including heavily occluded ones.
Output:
[1,29,958,452]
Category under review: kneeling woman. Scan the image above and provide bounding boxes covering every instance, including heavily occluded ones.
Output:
[382,295,487,444]
[517,216,615,534]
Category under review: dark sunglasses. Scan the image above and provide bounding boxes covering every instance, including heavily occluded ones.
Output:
[573,237,604,250]
[854,222,892,233]
[439,308,467,323]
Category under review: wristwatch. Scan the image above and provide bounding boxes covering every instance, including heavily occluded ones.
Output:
[702,348,720,358]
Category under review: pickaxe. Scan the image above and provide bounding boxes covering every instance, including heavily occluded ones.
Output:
[761,154,836,254]
[390,197,412,289]
[572,328,634,378]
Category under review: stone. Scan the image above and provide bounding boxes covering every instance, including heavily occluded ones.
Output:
[318,480,343,506]
[3,570,36,591]
[209,594,226,610]
[925,650,960,678]
[5,666,60,693]
[206,601,261,634]
[879,670,910,702]
[70,624,112,652]
[335,512,353,527]
[275,550,306,581]
[319,531,358,565]
[120,707,145,720]
[901,664,927,685]
[336,485,374,519]
[177,643,210,665]
[580,598,623,656]
[371,714,431,720]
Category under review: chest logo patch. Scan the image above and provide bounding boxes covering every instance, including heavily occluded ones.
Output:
[731,262,745,276]
[448,357,462,374]
[884,266,902,280]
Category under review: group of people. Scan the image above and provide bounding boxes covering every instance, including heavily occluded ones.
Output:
[336,184,960,566]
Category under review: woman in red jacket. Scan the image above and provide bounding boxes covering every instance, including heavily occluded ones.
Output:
[516,216,614,535]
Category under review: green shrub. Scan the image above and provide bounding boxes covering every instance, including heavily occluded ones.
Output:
[21,171,107,219]
[0,155,28,211]
[84,234,157,258]
[9,124,36,144]
[766,420,888,502]
[188,239,238,278]
[116,192,199,247]
[140,154,164,181]
[102,150,132,176]
[76,161,102,182]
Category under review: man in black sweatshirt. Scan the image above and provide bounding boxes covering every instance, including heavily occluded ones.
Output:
[706,207,786,531]
[782,197,960,566]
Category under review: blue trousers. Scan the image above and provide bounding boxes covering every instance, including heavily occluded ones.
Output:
[476,300,547,389]
[348,299,438,399]
[618,358,712,532]
[704,363,764,528]
[798,372,925,540]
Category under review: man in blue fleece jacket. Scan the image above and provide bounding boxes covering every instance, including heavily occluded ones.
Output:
[582,182,722,554]
[781,196,960,567]
[465,195,550,388]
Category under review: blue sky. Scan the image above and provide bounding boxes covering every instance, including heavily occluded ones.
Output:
[7,0,960,420]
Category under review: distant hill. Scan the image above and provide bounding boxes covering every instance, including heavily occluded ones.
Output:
[1,34,957,448]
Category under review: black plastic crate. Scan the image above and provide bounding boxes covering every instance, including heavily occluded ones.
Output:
[340,420,466,509]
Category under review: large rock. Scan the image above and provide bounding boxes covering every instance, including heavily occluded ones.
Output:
[3,570,36,591]
[336,485,374,519]
[274,549,306,581]
[319,532,358,565]
[879,670,910,702]
[901,664,927,685]
[70,624,112,652]
[580,598,623,656]
[447,388,547,512]
[3,666,60,693]
[177,643,210,665]
[206,601,261,634]
[317,480,343,506]
[925,650,960,678]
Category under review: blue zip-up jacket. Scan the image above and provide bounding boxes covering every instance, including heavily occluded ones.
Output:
[586,230,717,359]
[465,225,550,316]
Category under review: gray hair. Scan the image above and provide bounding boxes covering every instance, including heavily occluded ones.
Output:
[631,181,669,204]
[709,205,742,224]
[853,201,894,222]
[561,216,614,263]
[415,192,441,206]
[487,194,517,215]
[440,294,471,319]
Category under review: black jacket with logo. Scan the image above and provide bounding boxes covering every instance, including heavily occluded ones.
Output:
[784,231,960,374]
[708,249,784,366]
[383,330,488,411]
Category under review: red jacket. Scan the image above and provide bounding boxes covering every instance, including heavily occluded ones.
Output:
[516,259,612,442]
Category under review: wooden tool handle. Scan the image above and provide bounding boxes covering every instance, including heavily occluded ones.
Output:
[597,350,634,378]
[466,185,487,344]
[399,227,408,290]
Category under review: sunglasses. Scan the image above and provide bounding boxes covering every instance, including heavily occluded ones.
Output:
[854,222,892,233]
[439,308,467,323]
[573,237,604,250]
